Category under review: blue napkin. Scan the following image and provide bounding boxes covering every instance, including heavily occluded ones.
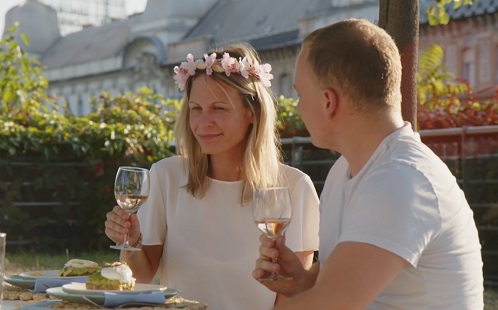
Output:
[33,277,87,293]
[103,291,166,308]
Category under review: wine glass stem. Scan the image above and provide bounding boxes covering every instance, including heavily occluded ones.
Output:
[122,211,133,248]
[123,232,130,248]
[270,236,279,278]
[270,257,279,277]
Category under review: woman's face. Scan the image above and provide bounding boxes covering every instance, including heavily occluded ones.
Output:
[188,75,254,158]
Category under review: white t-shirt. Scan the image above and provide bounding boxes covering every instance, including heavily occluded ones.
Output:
[319,123,483,309]
[138,156,320,310]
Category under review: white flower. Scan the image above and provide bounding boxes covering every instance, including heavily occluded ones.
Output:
[238,57,252,79]
[204,53,217,75]
[180,53,197,76]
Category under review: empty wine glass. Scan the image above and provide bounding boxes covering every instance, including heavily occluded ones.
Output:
[253,186,292,281]
[110,166,150,251]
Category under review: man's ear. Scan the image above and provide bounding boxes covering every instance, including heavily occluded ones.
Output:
[323,88,339,119]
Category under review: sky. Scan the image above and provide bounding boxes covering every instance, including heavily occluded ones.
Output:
[0,0,147,35]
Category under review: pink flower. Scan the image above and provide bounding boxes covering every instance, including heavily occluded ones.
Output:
[255,62,273,87]
[204,53,217,75]
[180,53,197,76]
[238,57,251,78]
[221,52,238,76]
[173,66,189,91]
[173,52,274,91]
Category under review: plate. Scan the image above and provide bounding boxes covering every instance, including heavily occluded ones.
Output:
[19,270,85,279]
[47,286,179,306]
[5,270,89,291]
[3,275,35,289]
[62,282,169,295]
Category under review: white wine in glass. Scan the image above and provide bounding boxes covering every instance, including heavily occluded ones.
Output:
[110,166,150,252]
[253,186,292,281]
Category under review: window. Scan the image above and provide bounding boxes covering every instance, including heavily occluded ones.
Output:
[462,48,475,86]
[279,73,291,98]
[495,46,498,84]
[77,96,84,116]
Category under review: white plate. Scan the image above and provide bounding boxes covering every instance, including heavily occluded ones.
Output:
[3,275,36,289]
[62,282,169,295]
[19,270,86,279]
[47,286,179,306]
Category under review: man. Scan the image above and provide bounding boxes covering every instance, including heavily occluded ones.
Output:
[253,19,483,309]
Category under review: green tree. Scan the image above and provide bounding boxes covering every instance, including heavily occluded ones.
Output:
[0,27,177,251]
[0,23,52,113]
[426,0,475,26]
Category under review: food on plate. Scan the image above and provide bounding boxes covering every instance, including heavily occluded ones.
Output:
[59,259,100,277]
[86,262,135,291]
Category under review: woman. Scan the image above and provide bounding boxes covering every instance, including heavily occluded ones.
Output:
[104,43,319,309]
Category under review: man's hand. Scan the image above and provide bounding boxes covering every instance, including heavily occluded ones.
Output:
[253,235,313,297]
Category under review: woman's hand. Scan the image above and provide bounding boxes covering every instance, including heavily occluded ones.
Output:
[104,206,141,245]
[253,235,308,297]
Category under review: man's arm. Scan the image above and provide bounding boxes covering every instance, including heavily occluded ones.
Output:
[274,241,408,310]
[275,250,314,304]
[254,236,320,297]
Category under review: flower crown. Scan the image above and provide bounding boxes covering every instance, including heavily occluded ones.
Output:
[173,52,273,91]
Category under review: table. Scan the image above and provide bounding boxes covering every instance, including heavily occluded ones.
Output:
[2,284,207,309]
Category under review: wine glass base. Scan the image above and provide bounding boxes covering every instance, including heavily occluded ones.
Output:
[110,245,141,252]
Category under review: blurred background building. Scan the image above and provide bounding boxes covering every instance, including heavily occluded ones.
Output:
[2,0,498,115]
[41,0,127,35]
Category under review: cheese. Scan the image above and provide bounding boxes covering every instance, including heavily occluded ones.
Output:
[101,264,134,283]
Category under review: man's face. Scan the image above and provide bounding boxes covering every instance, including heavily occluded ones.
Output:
[294,47,329,149]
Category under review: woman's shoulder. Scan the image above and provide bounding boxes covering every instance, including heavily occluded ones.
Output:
[153,155,183,166]
[279,163,312,184]
[151,156,187,175]
[279,164,319,204]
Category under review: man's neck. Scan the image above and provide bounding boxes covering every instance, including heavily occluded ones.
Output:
[340,113,404,177]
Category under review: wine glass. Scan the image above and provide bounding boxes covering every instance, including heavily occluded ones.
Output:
[110,166,150,251]
[253,186,292,281]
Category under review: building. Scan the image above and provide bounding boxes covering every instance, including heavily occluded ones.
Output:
[2,0,378,115]
[419,0,498,92]
[3,0,498,115]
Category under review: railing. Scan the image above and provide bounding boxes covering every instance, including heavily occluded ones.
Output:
[281,125,498,285]
[3,125,498,281]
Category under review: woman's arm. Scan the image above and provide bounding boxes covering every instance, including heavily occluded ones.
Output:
[106,207,163,283]
[120,243,163,283]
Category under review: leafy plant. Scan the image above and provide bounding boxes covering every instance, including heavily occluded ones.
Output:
[416,44,498,129]
[416,44,469,109]
[276,95,308,138]
[0,23,54,113]
[426,0,476,26]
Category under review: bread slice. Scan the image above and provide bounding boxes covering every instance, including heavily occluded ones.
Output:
[60,259,100,277]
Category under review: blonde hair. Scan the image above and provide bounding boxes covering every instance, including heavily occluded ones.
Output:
[174,43,282,203]
[303,18,402,113]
